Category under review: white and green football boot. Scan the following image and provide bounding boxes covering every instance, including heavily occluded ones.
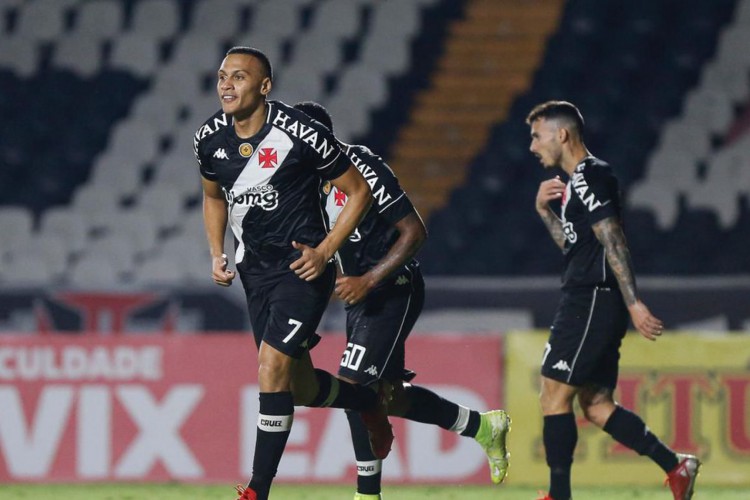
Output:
[474,409,511,484]
[353,493,382,500]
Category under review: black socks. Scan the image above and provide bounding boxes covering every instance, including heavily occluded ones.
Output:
[249,392,294,500]
[603,406,679,473]
[346,409,382,495]
[544,413,577,500]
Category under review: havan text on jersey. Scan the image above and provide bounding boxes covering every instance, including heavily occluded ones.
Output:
[271,109,337,160]
[571,163,610,212]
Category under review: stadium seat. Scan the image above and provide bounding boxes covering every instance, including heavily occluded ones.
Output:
[13,0,72,43]
[626,181,681,230]
[66,253,124,288]
[285,31,344,78]
[168,34,225,74]
[309,0,363,40]
[130,252,187,287]
[5,233,71,282]
[189,0,248,38]
[86,151,148,198]
[51,35,105,78]
[109,34,162,78]
[126,94,182,133]
[0,207,34,243]
[73,0,125,40]
[134,186,186,232]
[129,0,181,42]
[104,209,161,256]
[0,37,39,77]
[250,0,309,48]
[273,64,327,104]
[39,207,90,256]
[0,254,57,288]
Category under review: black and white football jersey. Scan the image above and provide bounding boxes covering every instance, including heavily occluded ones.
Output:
[559,156,622,290]
[194,100,350,283]
[323,143,416,277]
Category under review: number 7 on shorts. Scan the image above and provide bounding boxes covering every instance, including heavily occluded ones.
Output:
[283,318,303,343]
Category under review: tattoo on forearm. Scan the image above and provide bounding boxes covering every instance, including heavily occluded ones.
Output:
[539,208,566,250]
[592,218,637,306]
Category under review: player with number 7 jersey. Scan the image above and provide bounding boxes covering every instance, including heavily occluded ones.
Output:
[196,47,393,500]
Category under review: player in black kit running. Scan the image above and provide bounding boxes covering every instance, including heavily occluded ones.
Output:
[194,47,391,500]
[527,100,700,500]
[295,101,511,500]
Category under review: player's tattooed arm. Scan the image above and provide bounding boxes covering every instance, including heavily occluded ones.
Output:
[536,177,566,250]
[591,217,637,306]
[539,208,566,250]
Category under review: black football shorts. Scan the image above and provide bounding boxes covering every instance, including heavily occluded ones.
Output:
[337,267,424,386]
[242,264,335,358]
[541,286,629,389]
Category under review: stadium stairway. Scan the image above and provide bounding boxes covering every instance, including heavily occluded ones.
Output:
[386,0,565,221]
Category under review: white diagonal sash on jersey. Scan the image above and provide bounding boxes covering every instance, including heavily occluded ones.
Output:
[228,128,293,264]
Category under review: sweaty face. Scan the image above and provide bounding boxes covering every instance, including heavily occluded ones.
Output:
[529,118,562,169]
[216,54,270,120]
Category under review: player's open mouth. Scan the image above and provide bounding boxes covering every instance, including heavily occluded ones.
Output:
[222,95,236,102]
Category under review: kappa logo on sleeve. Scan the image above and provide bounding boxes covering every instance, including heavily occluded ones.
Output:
[213,148,229,160]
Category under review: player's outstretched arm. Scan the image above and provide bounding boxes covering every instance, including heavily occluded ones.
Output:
[335,210,426,304]
[290,165,372,281]
[592,216,663,340]
[536,176,566,250]
[202,177,235,287]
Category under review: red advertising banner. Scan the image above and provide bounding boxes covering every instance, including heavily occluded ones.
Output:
[0,333,503,484]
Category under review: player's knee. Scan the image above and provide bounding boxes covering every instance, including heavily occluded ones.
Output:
[580,401,614,428]
[257,358,292,391]
[539,389,575,415]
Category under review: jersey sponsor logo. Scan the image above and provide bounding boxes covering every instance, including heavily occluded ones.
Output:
[395,275,409,285]
[271,109,336,158]
[213,148,229,160]
[571,171,607,212]
[348,150,393,207]
[224,185,279,211]
[552,359,571,372]
[258,148,278,168]
[239,143,253,158]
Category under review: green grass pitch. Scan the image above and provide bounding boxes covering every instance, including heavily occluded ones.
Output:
[0,484,746,499]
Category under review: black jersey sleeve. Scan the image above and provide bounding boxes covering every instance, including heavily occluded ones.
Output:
[283,105,351,181]
[574,164,620,225]
[360,146,416,224]
[194,117,220,181]
[194,141,219,181]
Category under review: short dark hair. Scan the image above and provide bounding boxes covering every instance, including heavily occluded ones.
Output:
[226,46,273,82]
[293,101,334,132]
[526,100,585,136]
